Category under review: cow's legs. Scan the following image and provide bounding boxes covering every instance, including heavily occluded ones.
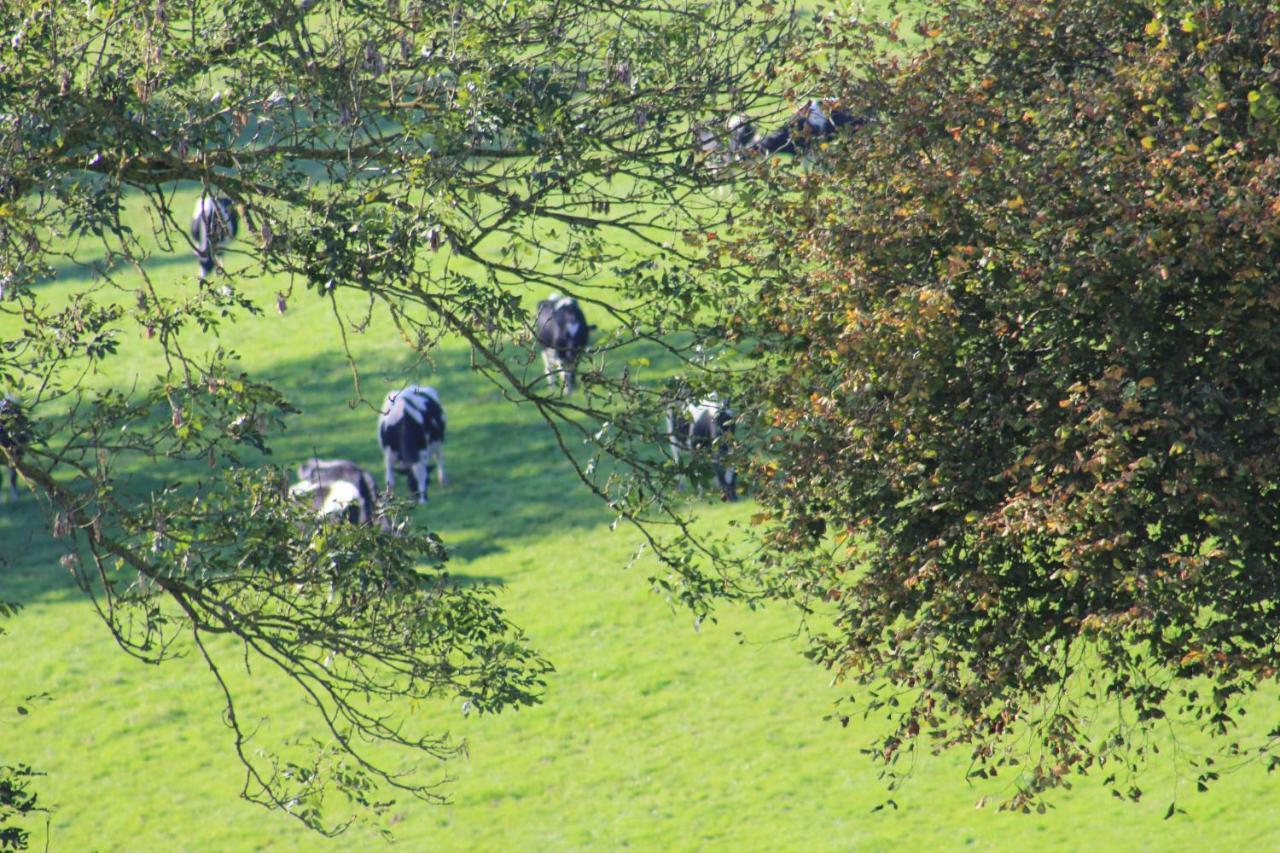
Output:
[541,349,559,390]
[383,449,397,496]
[717,464,738,502]
[411,459,429,503]
[664,410,682,464]
[431,443,448,486]
[664,410,687,492]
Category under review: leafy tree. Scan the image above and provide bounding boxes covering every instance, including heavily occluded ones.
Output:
[0,761,40,853]
[717,0,1280,809]
[0,0,791,834]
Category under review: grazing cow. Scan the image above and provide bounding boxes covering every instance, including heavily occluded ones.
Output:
[534,294,592,395]
[0,396,24,501]
[377,386,447,503]
[190,195,239,278]
[752,99,869,156]
[666,396,738,502]
[290,458,381,526]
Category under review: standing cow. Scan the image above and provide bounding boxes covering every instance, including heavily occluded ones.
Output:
[0,396,26,502]
[290,458,381,526]
[666,396,738,502]
[534,294,591,395]
[190,195,239,278]
[377,386,447,504]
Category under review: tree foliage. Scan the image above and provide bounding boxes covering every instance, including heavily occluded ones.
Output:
[719,0,1280,808]
[0,0,791,833]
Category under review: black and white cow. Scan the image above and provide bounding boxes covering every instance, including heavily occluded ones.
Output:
[190,195,239,278]
[751,99,869,156]
[377,386,447,503]
[0,396,25,502]
[666,396,738,502]
[290,458,381,525]
[534,294,591,395]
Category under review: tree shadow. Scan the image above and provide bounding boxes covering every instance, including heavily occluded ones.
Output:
[440,571,507,589]
[42,251,201,287]
[0,501,79,603]
[2,344,635,608]
[260,349,624,543]
[442,534,509,563]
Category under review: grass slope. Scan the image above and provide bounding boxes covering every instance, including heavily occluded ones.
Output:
[3,195,1280,850]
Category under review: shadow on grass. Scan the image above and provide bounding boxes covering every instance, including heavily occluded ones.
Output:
[0,499,79,603]
[441,571,507,589]
[2,344,627,607]
[43,250,205,288]
[261,349,621,541]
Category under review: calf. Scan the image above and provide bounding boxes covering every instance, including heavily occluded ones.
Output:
[190,195,239,278]
[290,458,380,525]
[534,294,591,395]
[377,386,447,503]
[666,396,738,502]
[0,396,27,502]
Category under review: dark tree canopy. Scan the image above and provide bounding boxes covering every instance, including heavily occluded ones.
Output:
[714,0,1280,808]
[0,0,792,834]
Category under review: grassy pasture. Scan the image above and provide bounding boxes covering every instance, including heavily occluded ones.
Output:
[6,0,1280,842]
[3,181,1280,851]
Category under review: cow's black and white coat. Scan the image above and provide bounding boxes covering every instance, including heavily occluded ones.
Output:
[534,295,591,395]
[290,458,380,525]
[0,396,24,502]
[666,396,738,502]
[694,101,868,169]
[752,100,869,156]
[190,196,239,278]
[377,386,447,503]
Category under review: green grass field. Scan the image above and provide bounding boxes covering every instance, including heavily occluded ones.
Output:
[4,180,1280,852]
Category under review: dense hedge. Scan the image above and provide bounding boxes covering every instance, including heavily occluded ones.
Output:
[729,0,1280,806]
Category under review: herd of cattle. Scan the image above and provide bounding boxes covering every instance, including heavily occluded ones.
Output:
[694,99,868,168]
[289,339,739,527]
[1,100,871,520]
[0,296,739,526]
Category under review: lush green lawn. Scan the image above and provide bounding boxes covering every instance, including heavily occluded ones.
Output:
[4,120,1280,853]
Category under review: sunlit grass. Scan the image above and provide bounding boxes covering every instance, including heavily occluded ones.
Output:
[6,0,1280,844]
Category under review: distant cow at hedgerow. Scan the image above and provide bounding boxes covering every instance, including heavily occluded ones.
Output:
[695,100,869,166]
[751,99,869,156]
